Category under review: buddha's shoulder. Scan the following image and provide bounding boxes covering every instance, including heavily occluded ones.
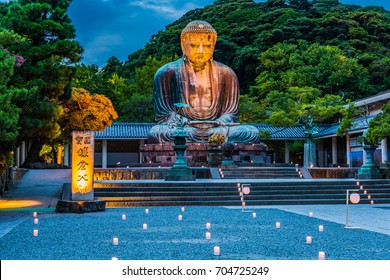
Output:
[213,60,237,75]
[155,59,183,75]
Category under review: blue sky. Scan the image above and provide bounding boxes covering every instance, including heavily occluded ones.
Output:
[67,0,390,66]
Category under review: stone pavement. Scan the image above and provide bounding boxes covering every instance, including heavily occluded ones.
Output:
[0,169,70,238]
[246,204,390,236]
[0,169,389,239]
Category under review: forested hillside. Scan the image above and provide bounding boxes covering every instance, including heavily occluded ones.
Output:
[75,0,390,125]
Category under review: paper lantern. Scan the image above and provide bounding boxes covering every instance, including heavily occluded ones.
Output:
[350,192,360,204]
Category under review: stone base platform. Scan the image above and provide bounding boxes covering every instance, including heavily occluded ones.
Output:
[56,182,106,213]
[56,200,106,213]
[140,142,267,167]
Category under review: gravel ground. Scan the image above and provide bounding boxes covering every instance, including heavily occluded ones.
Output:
[0,207,389,260]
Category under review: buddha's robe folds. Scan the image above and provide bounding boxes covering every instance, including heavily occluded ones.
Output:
[147,58,259,143]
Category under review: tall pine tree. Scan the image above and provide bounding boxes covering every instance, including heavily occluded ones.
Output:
[0,0,83,165]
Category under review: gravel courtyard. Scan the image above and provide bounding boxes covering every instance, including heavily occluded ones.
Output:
[0,206,389,260]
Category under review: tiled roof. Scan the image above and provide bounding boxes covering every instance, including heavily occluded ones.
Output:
[253,124,331,140]
[95,122,332,140]
[94,123,154,139]
[315,115,376,138]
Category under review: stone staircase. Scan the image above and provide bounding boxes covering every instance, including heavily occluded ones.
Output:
[219,167,302,179]
[93,179,390,207]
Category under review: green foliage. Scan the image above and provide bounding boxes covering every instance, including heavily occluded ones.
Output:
[337,101,373,139]
[289,140,305,153]
[238,94,266,123]
[254,42,370,98]
[337,101,356,136]
[0,48,19,172]
[259,130,272,141]
[249,41,365,126]
[124,55,178,122]
[74,55,177,122]
[0,28,28,172]
[1,0,83,164]
[366,101,390,145]
[72,64,102,94]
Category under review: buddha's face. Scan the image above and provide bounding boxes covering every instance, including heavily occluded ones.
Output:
[182,33,216,68]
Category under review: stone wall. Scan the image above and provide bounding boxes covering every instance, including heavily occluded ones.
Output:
[94,167,211,180]
[308,168,357,178]
[0,168,28,196]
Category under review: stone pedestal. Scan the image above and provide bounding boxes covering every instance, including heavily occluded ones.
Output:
[56,200,106,213]
[357,145,383,179]
[208,145,223,167]
[304,139,316,168]
[56,183,106,213]
[165,126,196,181]
[221,142,236,167]
[141,142,267,167]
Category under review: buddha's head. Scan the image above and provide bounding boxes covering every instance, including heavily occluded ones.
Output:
[181,20,217,70]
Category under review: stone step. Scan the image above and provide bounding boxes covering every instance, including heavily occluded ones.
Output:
[103,197,390,207]
[94,182,390,190]
[95,189,390,199]
[222,175,300,179]
[95,188,390,197]
[93,179,390,207]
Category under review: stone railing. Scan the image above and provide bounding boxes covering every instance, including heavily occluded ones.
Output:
[0,168,28,196]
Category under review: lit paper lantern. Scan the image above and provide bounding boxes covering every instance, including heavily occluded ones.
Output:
[242,186,250,195]
[350,192,360,204]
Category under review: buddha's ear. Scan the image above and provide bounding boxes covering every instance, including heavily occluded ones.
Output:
[208,34,217,46]
[180,34,188,55]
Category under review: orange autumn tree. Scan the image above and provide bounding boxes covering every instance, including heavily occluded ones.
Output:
[61,88,118,132]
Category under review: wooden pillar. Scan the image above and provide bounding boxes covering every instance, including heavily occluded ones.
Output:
[57,144,63,165]
[64,142,70,166]
[139,139,145,164]
[346,134,351,167]
[20,141,26,166]
[332,136,338,165]
[102,139,107,168]
[318,140,324,167]
[284,140,290,164]
[15,146,20,167]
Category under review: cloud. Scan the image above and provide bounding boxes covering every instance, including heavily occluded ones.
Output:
[130,0,197,20]
[82,34,123,64]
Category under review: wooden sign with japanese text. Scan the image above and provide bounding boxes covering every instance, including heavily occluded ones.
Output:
[71,131,94,200]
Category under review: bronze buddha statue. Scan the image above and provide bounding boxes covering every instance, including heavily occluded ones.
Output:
[147,20,259,144]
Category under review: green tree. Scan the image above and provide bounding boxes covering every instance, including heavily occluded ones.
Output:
[0,0,83,165]
[337,100,389,146]
[238,94,266,123]
[0,28,29,172]
[121,55,178,122]
[366,101,390,145]
[101,56,123,80]
[249,41,369,127]
[73,64,103,94]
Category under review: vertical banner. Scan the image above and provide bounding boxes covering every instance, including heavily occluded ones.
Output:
[71,131,94,200]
